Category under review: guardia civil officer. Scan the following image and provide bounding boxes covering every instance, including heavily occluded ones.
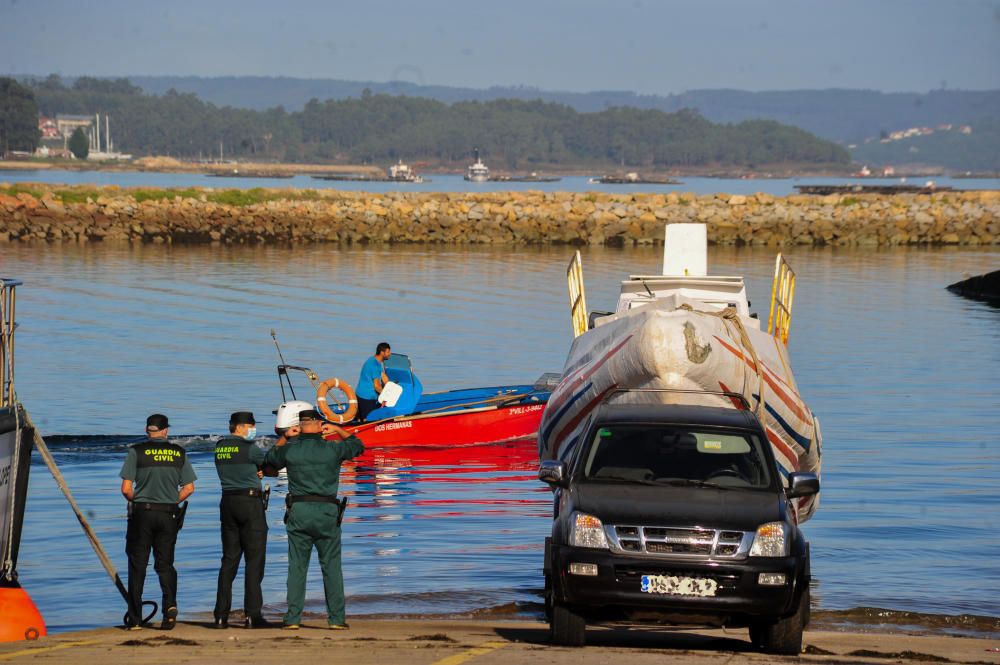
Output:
[213,411,274,629]
[120,414,196,630]
[264,409,364,630]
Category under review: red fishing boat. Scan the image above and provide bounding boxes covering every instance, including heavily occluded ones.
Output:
[274,354,556,448]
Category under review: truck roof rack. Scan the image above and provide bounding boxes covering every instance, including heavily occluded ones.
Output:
[604,388,751,411]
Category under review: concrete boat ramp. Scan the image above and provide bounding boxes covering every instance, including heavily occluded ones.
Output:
[0,620,996,665]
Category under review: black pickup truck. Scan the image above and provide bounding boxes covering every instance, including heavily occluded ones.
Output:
[539,402,819,654]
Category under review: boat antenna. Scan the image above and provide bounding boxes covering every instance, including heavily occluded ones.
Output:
[639,278,654,298]
[270,328,288,366]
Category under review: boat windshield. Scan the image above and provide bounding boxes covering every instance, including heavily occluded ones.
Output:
[581,424,772,489]
[383,353,412,373]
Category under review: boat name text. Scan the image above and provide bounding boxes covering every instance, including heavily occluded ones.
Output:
[374,421,414,432]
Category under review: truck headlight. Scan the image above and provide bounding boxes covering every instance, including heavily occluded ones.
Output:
[749,522,789,557]
[568,512,609,549]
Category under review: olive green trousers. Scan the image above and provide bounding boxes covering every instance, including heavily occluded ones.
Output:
[284,502,345,625]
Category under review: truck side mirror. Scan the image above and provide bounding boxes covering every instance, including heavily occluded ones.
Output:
[538,460,567,488]
[785,472,819,499]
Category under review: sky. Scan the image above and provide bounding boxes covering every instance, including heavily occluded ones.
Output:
[2,0,999,94]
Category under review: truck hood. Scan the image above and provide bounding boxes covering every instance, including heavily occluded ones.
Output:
[572,482,783,531]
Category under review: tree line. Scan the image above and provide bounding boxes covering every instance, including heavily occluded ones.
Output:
[11,75,849,168]
[120,75,1000,145]
[0,78,41,154]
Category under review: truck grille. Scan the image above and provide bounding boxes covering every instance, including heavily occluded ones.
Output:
[608,525,753,559]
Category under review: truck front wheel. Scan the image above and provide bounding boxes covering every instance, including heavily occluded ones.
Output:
[749,585,809,655]
[550,601,586,647]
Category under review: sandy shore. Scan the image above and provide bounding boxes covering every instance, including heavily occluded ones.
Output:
[0,619,996,664]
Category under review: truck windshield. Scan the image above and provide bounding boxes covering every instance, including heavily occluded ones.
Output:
[581,425,772,489]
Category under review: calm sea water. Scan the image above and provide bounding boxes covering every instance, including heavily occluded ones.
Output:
[3,243,998,634]
[2,168,1000,196]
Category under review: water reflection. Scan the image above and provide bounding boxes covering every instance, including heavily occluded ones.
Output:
[3,169,1000,196]
[9,243,1000,631]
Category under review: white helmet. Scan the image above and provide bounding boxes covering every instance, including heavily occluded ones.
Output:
[275,400,316,430]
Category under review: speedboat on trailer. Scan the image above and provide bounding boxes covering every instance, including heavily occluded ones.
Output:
[538,224,822,523]
[276,353,556,447]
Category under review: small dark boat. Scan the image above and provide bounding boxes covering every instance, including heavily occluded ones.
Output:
[589,172,681,185]
[794,183,955,195]
[946,270,1000,305]
[208,170,294,179]
[490,173,561,183]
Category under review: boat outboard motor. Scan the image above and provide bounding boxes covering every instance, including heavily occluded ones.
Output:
[274,400,315,435]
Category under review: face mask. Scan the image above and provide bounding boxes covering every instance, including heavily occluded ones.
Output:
[243,427,257,441]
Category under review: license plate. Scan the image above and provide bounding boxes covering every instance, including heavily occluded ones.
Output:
[640,574,718,597]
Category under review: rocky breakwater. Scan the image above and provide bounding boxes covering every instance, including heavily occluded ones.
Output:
[0,186,998,246]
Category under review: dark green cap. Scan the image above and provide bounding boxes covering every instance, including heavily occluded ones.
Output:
[229,411,257,426]
[297,409,322,421]
[146,413,169,430]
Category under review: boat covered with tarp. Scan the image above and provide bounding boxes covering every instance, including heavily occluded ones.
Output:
[538,224,822,522]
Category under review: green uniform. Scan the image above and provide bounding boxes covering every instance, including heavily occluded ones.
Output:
[265,433,364,626]
[213,437,269,622]
[119,438,197,626]
[214,437,267,491]
[120,441,196,503]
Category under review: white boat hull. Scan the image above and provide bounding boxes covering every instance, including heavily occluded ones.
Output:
[538,305,822,523]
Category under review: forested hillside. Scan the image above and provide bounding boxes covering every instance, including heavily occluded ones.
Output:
[24,75,849,169]
[101,75,1000,144]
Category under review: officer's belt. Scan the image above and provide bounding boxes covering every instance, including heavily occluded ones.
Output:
[288,494,339,504]
[222,488,264,498]
[134,502,177,512]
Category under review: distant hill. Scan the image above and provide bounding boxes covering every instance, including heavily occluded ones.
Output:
[20,76,848,169]
[76,76,1000,145]
[14,74,1000,147]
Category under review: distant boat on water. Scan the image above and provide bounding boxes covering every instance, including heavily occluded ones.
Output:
[491,172,561,183]
[387,160,424,183]
[589,172,681,185]
[465,148,490,182]
[310,160,429,183]
[208,168,293,179]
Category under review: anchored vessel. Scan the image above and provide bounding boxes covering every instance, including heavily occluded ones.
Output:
[464,149,490,182]
[0,278,46,643]
[588,172,681,185]
[387,160,424,183]
[490,172,562,183]
[537,224,822,653]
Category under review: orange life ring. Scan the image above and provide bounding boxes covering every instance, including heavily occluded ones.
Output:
[316,377,358,424]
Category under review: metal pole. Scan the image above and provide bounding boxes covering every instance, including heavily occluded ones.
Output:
[270,329,288,366]
[6,287,14,406]
[0,287,8,408]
